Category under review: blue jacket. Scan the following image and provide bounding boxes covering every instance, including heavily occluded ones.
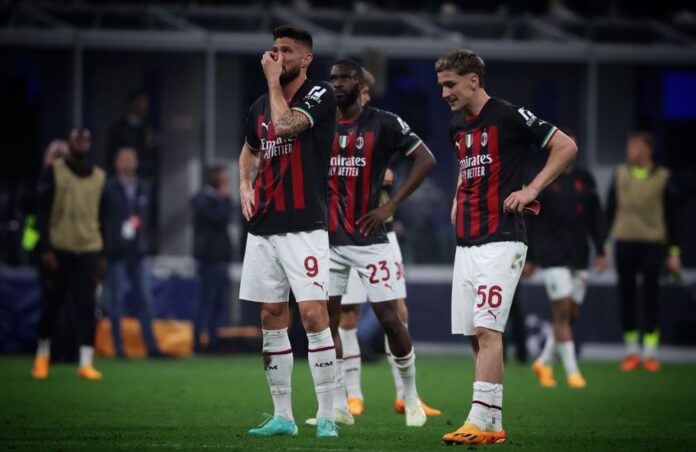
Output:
[192,187,232,262]
[101,176,151,258]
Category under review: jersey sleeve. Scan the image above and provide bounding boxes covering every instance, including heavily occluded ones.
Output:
[383,112,423,158]
[244,101,261,151]
[291,82,336,128]
[507,105,558,149]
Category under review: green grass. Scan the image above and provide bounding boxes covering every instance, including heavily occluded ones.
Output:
[1,355,695,451]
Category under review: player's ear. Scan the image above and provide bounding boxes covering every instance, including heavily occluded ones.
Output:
[302,51,314,68]
[469,73,479,89]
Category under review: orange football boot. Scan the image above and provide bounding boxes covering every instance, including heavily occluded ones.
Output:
[643,358,661,372]
[394,398,442,416]
[77,365,103,381]
[567,372,587,388]
[31,355,49,379]
[347,397,364,416]
[621,355,641,372]
[442,422,505,445]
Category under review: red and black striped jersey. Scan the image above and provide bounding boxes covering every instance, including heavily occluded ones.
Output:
[450,97,558,247]
[244,79,336,235]
[329,106,422,246]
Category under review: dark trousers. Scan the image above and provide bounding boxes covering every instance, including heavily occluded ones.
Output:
[106,256,158,355]
[195,261,229,351]
[38,251,100,346]
[615,241,665,333]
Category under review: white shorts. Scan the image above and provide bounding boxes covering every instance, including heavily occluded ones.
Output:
[239,229,329,303]
[542,267,588,304]
[341,232,406,304]
[387,231,407,299]
[451,241,527,336]
[330,243,398,303]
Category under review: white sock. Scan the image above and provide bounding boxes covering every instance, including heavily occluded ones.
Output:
[333,359,349,412]
[467,381,496,430]
[538,332,555,365]
[79,346,94,367]
[557,341,579,375]
[37,338,51,357]
[339,327,363,400]
[262,328,294,421]
[307,328,336,420]
[490,384,503,432]
[384,335,404,399]
[392,347,418,402]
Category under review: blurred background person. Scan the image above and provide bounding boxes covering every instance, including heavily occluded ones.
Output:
[102,147,161,358]
[526,132,608,388]
[606,131,682,372]
[191,165,233,353]
[107,91,159,253]
[32,128,105,381]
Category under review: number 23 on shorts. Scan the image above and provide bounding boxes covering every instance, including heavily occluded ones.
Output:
[476,285,503,308]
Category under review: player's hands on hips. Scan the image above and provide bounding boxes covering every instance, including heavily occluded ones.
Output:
[666,254,682,274]
[240,184,255,221]
[357,201,397,236]
[594,254,608,274]
[504,186,539,214]
[261,51,283,85]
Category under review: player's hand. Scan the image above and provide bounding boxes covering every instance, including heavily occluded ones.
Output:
[450,196,457,225]
[383,168,395,187]
[594,255,608,275]
[504,186,539,214]
[41,251,57,271]
[666,254,682,275]
[240,184,255,221]
[261,51,283,86]
[522,261,535,278]
[356,201,397,237]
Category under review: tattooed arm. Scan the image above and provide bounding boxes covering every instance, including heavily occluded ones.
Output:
[267,83,311,138]
[261,51,311,139]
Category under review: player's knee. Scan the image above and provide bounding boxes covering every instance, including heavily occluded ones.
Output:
[475,327,501,347]
[378,312,403,337]
[260,305,285,329]
[300,306,329,332]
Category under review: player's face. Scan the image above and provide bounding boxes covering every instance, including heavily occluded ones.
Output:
[115,148,138,175]
[68,129,91,157]
[329,64,360,109]
[272,38,310,86]
[626,137,651,165]
[437,70,477,112]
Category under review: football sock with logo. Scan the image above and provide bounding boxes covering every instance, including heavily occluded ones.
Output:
[384,334,405,399]
[466,381,496,430]
[339,327,363,400]
[392,348,418,402]
[307,328,336,419]
[262,328,294,421]
[557,340,579,375]
[489,384,504,432]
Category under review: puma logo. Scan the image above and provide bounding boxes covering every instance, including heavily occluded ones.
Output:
[261,122,270,131]
[313,281,325,291]
[487,310,498,321]
[385,283,393,289]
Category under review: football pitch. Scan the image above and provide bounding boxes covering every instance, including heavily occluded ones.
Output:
[1,354,695,451]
